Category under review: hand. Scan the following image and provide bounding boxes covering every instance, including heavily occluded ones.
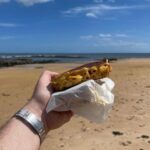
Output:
[24,71,73,133]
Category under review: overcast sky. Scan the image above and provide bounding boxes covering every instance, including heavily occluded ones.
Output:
[0,0,150,53]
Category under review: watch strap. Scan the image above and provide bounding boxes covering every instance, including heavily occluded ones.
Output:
[15,109,46,142]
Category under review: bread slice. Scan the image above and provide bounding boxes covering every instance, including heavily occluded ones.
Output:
[52,59,112,91]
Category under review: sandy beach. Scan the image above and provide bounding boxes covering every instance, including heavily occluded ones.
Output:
[0,59,150,150]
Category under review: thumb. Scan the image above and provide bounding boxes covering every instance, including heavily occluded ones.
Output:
[45,110,74,131]
[56,111,73,124]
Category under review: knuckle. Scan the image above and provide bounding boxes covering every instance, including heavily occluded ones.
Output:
[43,70,50,75]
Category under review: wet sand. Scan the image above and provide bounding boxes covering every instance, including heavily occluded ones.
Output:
[0,59,150,150]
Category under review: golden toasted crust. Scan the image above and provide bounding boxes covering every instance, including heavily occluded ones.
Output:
[52,60,112,91]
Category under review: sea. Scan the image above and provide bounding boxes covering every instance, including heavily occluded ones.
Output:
[0,53,150,63]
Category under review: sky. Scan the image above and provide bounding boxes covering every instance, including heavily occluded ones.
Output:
[0,0,150,53]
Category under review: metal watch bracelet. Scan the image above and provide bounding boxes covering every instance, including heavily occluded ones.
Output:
[15,109,46,142]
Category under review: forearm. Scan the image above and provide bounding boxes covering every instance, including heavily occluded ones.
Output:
[0,117,40,150]
[0,100,46,150]
[0,71,72,150]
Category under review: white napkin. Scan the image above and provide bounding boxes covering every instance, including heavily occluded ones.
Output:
[46,78,115,123]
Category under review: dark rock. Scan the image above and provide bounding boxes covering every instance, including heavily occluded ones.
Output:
[0,58,58,68]
[2,93,10,96]
[112,131,124,136]
[141,135,149,139]
[0,58,32,67]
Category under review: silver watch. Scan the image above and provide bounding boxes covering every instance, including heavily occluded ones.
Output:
[15,109,46,142]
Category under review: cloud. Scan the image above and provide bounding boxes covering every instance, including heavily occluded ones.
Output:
[86,12,97,18]
[81,33,128,39]
[80,33,149,49]
[16,0,54,6]
[105,39,148,49]
[104,39,148,49]
[99,33,112,38]
[0,0,10,3]
[63,4,146,18]
[0,36,15,40]
[0,0,54,6]
[0,23,18,27]
[81,33,120,39]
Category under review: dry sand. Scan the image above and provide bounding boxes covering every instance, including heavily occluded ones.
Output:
[0,59,150,150]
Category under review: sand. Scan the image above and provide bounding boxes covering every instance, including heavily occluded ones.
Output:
[0,59,150,150]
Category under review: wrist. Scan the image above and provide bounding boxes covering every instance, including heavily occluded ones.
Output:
[23,99,49,133]
[14,108,46,143]
[24,100,43,118]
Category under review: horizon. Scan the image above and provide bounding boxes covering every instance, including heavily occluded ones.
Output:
[0,0,150,53]
[1,52,150,54]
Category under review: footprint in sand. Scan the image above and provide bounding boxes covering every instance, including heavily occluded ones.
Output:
[120,141,132,146]
[94,128,100,132]
[60,144,64,148]
[59,138,63,141]
[139,124,145,127]
[145,85,150,88]
[81,127,87,132]
[126,115,135,120]
[136,99,144,104]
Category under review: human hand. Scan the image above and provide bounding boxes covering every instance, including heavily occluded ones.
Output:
[24,71,73,133]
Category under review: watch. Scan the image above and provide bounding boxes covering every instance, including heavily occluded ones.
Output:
[15,109,46,142]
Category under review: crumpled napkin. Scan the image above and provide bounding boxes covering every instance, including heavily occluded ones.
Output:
[46,78,115,123]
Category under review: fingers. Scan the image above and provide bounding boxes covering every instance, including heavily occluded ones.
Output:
[63,110,74,119]
[39,70,59,86]
[42,70,58,80]
[58,110,73,123]
[46,110,74,131]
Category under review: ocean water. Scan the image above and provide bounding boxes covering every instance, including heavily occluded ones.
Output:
[0,53,150,63]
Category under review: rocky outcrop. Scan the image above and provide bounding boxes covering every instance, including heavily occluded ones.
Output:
[0,58,58,68]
